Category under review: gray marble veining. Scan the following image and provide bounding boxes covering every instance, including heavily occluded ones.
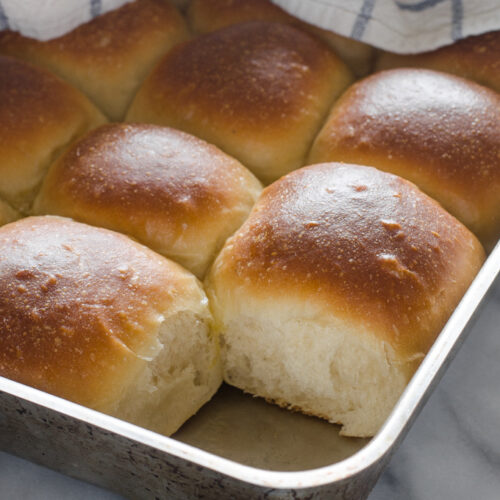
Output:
[371,281,500,500]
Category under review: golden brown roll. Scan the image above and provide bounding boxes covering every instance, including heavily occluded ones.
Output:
[0,199,19,227]
[0,216,222,436]
[126,21,353,184]
[376,30,500,94]
[0,56,106,213]
[187,0,374,76]
[309,69,500,251]
[206,163,484,437]
[34,123,262,278]
[0,0,189,120]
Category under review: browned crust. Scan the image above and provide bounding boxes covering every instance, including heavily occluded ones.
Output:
[36,123,256,219]
[127,21,352,183]
[188,0,294,32]
[0,216,201,409]
[308,69,500,249]
[210,163,485,358]
[376,30,500,94]
[0,56,93,141]
[130,21,342,130]
[0,0,186,67]
[0,0,189,119]
[0,55,106,211]
[34,123,261,275]
[187,0,373,76]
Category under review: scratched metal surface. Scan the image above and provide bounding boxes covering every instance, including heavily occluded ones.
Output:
[0,243,498,499]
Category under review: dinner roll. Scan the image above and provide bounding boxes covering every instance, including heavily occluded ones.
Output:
[0,216,221,436]
[187,0,374,76]
[127,21,353,184]
[34,124,262,278]
[0,56,106,213]
[309,69,500,251]
[206,163,484,437]
[0,199,19,227]
[0,0,189,120]
[376,30,500,94]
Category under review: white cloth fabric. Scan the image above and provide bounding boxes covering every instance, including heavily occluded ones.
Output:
[0,0,131,40]
[273,0,500,52]
[0,0,498,52]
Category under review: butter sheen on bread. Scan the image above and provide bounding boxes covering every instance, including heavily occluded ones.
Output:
[34,123,262,278]
[0,216,222,436]
[309,68,500,250]
[0,0,189,120]
[0,56,106,213]
[187,0,374,76]
[206,163,485,437]
[0,11,494,441]
[127,21,353,184]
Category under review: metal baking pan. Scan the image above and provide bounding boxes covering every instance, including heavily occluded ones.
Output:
[1,242,499,499]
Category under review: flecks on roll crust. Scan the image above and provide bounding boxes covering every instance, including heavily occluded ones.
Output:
[0,217,193,406]
[312,69,500,192]
[187,0,374,77]
[0,0,185,66]
[141,21,342,129]
[0,55,105,212]
[34,124,262,278]
[0,56,85,140]
[0,0,190,120]
[213,163,484,355]
[309,69,500,247]
[39,123,252,219]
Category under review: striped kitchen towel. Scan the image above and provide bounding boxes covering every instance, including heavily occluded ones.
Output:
[274,0,500,52]
[0,0,130,41]
[0,0,498,52]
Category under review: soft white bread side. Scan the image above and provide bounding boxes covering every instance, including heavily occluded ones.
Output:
[0,216,222,436]
[206,163,485,437]
[33,124,262,279]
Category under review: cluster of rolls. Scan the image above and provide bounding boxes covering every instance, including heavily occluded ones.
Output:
[0,0,497,438]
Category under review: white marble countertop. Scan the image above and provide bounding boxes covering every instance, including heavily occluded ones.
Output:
[1,278,499,500]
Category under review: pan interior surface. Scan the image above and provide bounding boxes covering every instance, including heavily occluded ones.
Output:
[173,384,369,471]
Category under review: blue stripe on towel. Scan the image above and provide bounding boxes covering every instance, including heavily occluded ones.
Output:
[351,0,377,40]
[0,1,10,30]
[395,0,446,12]
[451,0,463,40]
[90,0,102,18]
[396,0,463,41]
